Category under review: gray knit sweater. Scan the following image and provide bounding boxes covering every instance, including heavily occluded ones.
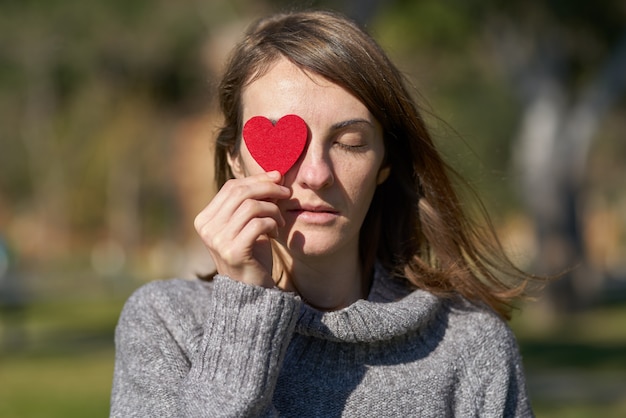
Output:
[110,266,534,417]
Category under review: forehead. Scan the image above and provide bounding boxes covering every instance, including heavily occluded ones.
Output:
[241,58,372,124]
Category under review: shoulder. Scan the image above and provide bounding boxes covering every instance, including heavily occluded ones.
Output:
[124,277,213,310]
[444,298,518,350]
[119,277,216,324]
[441,297,526,385]
[119,278,213,324]
[116,278,214,349]
[436,297,524,377]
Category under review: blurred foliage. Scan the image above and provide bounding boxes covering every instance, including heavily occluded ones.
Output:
[374,0,626,215]
[1,0,624,262]
[0,3,233,302]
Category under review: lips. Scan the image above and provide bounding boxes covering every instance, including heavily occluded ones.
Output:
[285,202,339,224]
[287,203,338,214]
[289,206,339,213]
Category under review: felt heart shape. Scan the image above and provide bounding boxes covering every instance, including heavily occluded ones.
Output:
[242,114,308,175]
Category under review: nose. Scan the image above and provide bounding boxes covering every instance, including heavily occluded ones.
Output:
[293,142,334,190]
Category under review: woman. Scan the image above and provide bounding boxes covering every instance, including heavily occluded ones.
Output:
[111,10,535,417]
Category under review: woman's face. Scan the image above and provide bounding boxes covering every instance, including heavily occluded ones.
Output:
[231,57,388,260]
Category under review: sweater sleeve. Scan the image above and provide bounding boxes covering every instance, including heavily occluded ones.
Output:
[453,307,534,418]
[110,276,301,418]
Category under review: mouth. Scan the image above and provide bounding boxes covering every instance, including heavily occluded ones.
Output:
[289,205,338,213]
[286,203,340,224]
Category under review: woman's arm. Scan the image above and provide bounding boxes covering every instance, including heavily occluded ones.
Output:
[111,170,295,417]
[110,276,301,418]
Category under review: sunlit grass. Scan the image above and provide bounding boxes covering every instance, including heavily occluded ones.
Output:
[513,301,626,417]
[0,290,127,418]
[0,349,114,418]
[532,399,626,418]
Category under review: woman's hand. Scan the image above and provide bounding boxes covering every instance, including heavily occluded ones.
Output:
[194,171,290,288]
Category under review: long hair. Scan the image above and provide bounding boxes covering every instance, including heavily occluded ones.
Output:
[212,10,534,319]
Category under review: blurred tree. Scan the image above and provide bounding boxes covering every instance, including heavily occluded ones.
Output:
[370,0,626,311]
[484,1,626,311]
[0,0,212,259]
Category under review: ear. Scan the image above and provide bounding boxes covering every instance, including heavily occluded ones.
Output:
[376,166,391,185]
[227,150,246,179]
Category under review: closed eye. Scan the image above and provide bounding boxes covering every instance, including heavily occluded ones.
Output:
[328,118,379,154]
[334,142,368,152]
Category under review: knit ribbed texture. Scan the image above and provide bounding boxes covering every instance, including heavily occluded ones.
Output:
[110,267,534,417]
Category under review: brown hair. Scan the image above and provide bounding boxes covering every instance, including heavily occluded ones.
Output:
[212,10,534,319]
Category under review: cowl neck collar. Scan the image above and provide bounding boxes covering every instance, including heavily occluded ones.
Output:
[294,264,441,343]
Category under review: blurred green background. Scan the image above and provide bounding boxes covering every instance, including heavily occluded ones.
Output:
[1,0,625,416]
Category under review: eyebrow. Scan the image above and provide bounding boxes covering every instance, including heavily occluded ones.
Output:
[267,118,373,129]
[331,118,374,130]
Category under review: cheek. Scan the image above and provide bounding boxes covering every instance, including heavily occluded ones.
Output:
[338,162,381,207]
[355,174,380,206]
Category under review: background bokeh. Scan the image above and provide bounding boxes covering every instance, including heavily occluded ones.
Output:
[1,0,625,416]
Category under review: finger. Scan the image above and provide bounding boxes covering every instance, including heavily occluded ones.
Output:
[233,199,285,228]
[211,171,288,209]
[212,217,279,268]
[196,197,284,242]
[194,174,289,230]
[233,217,281,255]
[204,203,283,257]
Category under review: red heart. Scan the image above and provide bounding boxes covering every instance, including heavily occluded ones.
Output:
[242,114,308,175]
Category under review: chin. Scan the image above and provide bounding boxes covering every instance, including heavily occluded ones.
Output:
[282,229,355,259]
